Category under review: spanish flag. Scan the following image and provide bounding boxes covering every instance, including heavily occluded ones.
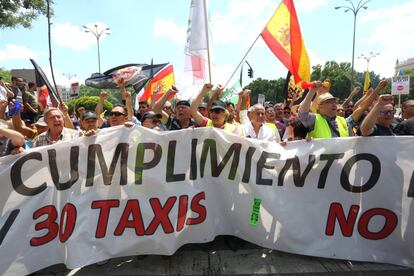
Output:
[261,0,310,84]
[140,64,175,102]
[363,69,371,93]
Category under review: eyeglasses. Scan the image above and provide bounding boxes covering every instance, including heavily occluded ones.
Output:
[152,119,160,124]
[210,109,224,114]
[266,109,274,114]
[163,106,172,110]
[109,111,126,117]
[379,109,396,116]
[283,111,291,114]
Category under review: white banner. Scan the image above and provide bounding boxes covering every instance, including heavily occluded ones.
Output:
[1,127,414,275]
[392,75,410,95]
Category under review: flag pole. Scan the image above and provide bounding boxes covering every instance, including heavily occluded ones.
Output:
[223,33,261,89]
[46,0,62,104]
[203,0,212,83]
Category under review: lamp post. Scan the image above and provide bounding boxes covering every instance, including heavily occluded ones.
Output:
[358,52,380,71]
[335,0,370,90]
[82,24,110,73]
[63,73,76,83]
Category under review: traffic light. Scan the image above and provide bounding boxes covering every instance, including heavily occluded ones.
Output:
[247,68,253,78]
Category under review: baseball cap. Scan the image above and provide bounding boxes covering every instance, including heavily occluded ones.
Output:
[210,100,226,111]
[176,100,190,107]
[198,102,208,109]
[141,111,162,123]
[317,93,338,105]
[82,111,98,120]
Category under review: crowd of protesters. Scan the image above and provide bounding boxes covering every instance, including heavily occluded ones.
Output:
[1,75,414,158]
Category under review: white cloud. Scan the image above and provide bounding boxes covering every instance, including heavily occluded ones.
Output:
[52,22,110,51]
[307,49,325,68]
[357,1,414,77]
[153,18,186,45]
[296,0,327,13]
[0,44,43,61]
[211,0,274,45]
[152,0,274,46]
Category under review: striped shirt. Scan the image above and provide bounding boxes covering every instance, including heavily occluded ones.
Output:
[33,128,80,147]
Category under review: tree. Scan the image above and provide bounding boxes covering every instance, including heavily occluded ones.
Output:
[0,0,49,29]
[79,85,123,105]
[66,96,113,116]
[0,68,12,82]
[245,77,286,104]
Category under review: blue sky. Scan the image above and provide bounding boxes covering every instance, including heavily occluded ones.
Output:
[0,0,413,97]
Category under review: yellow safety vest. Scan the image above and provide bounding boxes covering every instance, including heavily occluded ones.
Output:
[308,114,349,138]
[206,120,238,134]
[265,122,279,137]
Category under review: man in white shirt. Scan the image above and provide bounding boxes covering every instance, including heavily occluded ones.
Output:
[240,103,280,142]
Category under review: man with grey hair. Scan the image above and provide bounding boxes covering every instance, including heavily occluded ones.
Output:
[394,99,414,135]
[239,91,280,142]
[33,107,79,147]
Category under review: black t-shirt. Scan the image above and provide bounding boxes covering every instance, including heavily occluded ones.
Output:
[0,137,12,157]
[166,116,195,130]
[393,118,414,135]
[369,124,395,136]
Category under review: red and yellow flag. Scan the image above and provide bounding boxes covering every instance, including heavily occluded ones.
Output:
[261,0,310,84]
[140,64,175,102]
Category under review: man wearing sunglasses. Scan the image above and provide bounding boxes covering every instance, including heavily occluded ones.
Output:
[190,84,239,134]
[152,86,195,130]
[141,111,162,130]
[96,91,138,128]
[298,82,353,138]
[360,94,396,136]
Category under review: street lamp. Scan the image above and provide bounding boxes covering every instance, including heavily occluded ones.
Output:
[358,52,380,71]
[63,73,76,83]
[335,0,370,90]
[82,24,111,73]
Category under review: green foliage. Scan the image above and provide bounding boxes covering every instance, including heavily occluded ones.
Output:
[66,96,113,116]
[244,60,414,105]
[0,68,12,82]
[245,77,286,104]
[311,61,354,100]
[79,84,128,105]
[0,0,49,29]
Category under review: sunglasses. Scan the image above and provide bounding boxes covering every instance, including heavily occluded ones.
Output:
[210,109,224,114]
[380,110,396,116]
[109,111,126,117]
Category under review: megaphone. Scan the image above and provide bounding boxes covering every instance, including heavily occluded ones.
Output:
[300,81,331,90]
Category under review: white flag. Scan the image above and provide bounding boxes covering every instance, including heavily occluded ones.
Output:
[184,0,210,83]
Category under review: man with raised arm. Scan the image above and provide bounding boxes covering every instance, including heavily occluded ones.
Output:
[152,86,195,130]
[239,89,280,142]
[190,84,240,134]
[298,82,353,138]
